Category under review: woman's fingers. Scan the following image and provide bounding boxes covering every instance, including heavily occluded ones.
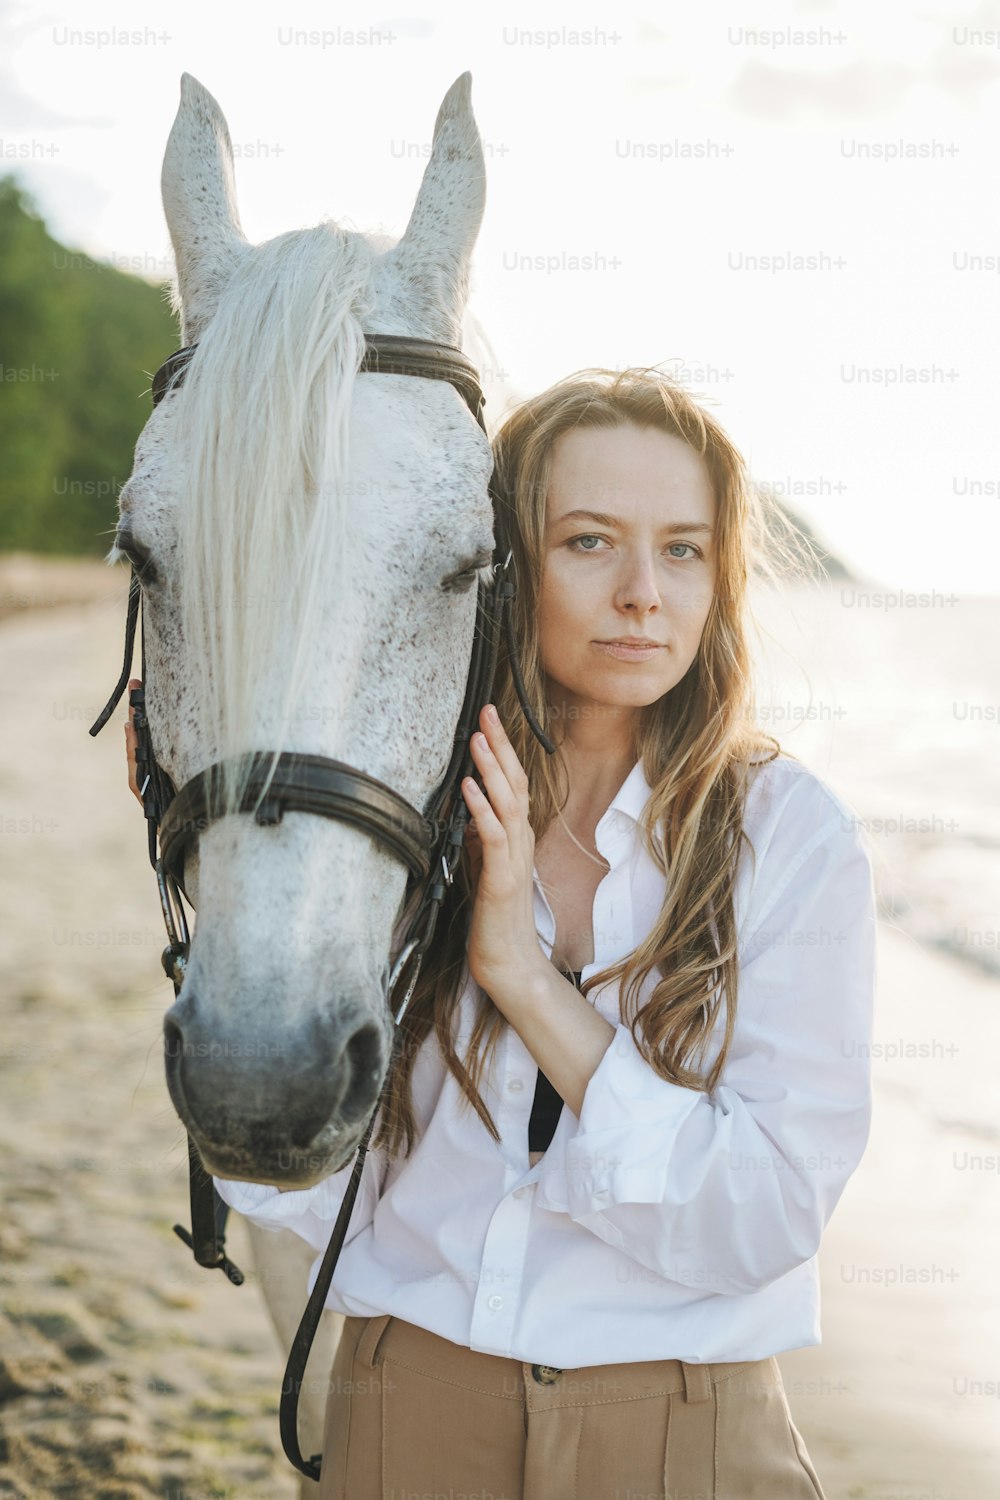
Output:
[463,821,484,888]
[462,732,534,912]
[475,704,529,802]
[465,706,532,855]
[468,734,517,831]
[459,708,539,989]
[125,677,143,804]
[462,765,506,842]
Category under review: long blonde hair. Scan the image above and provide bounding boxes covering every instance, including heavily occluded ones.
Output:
[373,366,813,1162]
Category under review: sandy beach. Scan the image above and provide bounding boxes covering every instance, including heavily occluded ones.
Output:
[1,557,997,1498]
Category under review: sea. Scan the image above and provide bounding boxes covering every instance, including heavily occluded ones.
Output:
[749,580,1000,982]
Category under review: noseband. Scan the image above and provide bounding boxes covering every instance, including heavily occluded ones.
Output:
[89,333,554,1482]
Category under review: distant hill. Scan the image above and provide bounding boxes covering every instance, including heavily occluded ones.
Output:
[0,176,178,555]
[754,483,859,583]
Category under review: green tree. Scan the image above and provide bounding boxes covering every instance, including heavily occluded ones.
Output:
[0,176,178,554]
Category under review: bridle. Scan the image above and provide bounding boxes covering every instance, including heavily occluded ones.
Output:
[89,333,555,1482]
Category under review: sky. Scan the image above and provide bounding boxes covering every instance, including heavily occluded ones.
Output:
[2,0,1000,593]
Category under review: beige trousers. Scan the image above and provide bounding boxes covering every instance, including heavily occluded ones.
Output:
[316,1312,826,1500]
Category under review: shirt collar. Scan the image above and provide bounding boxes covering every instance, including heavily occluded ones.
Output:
[597,758,652,828]
[532,758,654,939]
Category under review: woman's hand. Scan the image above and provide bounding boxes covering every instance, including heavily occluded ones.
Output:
[460,703,543,994]
[124,677,143,805]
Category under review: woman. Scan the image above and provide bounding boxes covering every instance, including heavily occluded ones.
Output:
[127,367,874,1498]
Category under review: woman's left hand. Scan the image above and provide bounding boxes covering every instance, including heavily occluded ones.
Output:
[461,703,543,996]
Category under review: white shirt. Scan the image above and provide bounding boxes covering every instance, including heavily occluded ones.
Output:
[216,753,876,1366]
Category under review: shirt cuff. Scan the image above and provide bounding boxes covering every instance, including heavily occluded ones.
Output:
[534,1022,702,1220]
[213,1173,352,1250]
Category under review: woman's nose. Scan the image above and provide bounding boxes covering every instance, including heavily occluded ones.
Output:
[616,556,660,612]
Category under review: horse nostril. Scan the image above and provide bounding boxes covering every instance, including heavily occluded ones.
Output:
[163,1017,185,1064]
[340,1020,386,1128]
[288,1100,335,1151]
[161,1014,191,1127]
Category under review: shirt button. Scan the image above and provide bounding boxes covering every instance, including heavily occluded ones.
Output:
[488,1294,504,1310]
[508,1078,524,1093]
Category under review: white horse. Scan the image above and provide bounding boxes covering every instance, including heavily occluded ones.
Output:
[115,70,498,1491]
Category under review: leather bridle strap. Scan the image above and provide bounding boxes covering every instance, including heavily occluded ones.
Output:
[150,334,487,423]
[361,334,487,422]
[158,752,433,890]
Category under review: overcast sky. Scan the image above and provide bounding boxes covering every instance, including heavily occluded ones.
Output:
[3,0,999,592]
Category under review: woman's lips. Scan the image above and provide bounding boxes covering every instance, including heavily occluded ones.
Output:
[594,641,664,661]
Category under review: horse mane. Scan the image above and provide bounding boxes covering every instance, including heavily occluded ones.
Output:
[170,221,378,817]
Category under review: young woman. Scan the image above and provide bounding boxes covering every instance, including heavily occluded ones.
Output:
[127,367,874,1498]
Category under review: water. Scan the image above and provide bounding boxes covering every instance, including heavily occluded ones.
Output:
[749,582,1000,980]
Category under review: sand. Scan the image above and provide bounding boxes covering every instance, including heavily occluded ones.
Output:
[1,557,997,1498]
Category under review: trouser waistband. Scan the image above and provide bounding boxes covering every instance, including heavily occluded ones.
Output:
[348,1313,772,1406]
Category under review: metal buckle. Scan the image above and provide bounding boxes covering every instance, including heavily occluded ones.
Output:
[156,858,190,988]
[387,937,423,1026]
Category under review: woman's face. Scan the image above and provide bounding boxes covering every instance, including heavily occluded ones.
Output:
[537,422,717,727]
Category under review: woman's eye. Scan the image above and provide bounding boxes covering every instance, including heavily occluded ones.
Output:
[567,535,701,560]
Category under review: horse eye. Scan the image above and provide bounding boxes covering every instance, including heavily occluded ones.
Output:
[114,529,158,583]
[441,549,493,593]
[441,567,480,594]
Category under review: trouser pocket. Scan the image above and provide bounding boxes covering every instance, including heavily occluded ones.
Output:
[711,1358,826,1500]
[318,1315,388,1500]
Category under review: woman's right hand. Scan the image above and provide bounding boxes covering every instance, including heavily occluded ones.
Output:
[125,677,143,805]
[463,808,483,892]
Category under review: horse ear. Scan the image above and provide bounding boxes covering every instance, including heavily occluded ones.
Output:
[383,72,487,345]
[161,73,250,345]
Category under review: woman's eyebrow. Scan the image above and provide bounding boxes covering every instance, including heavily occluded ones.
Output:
[553,508,714,535]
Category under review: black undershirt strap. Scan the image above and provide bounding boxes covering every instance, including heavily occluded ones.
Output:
[527,969,582,1152]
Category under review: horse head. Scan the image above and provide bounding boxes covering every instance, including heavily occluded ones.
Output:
[113,72,494,1186]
